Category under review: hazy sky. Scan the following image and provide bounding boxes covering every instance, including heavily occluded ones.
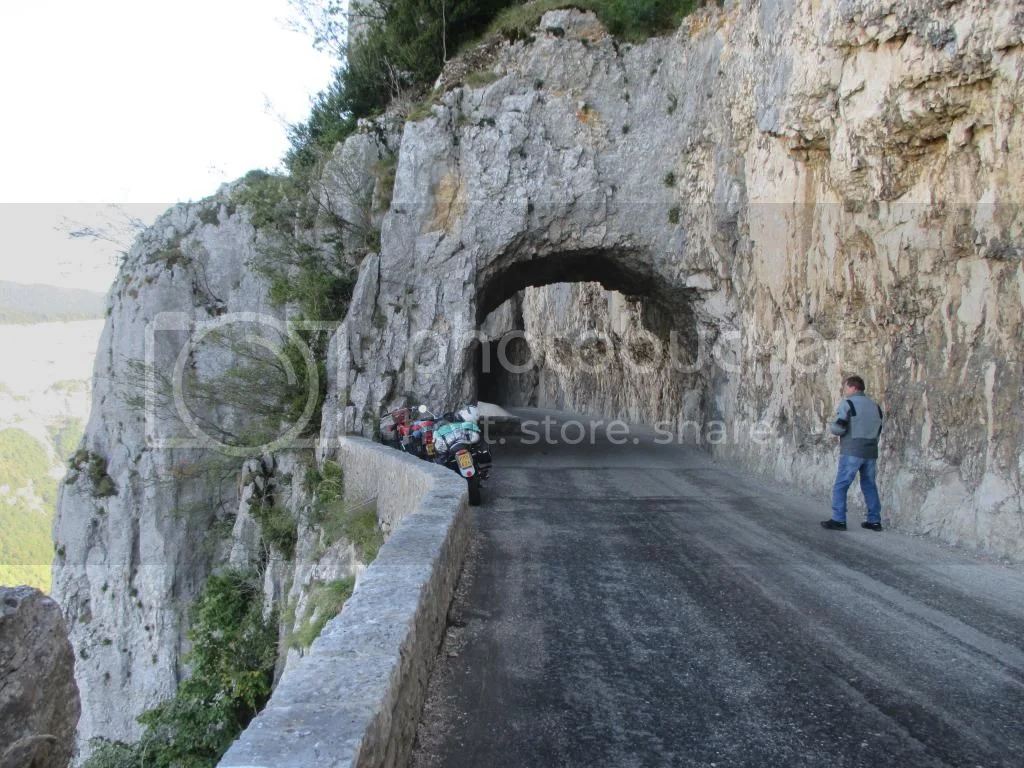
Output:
[0,0,337,291]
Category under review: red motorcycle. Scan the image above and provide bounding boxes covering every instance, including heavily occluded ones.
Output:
[380,407,436,460]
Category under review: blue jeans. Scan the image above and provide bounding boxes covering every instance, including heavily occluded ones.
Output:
[831,454,881,524]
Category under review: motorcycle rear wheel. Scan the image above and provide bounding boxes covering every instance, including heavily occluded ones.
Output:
[467,474,482,506]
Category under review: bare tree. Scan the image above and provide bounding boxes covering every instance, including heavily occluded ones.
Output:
[57,203,149,252]
[286,0,354,60]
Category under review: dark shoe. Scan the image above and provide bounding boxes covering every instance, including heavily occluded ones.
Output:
[820,519,847,530]
[861,521,882,531]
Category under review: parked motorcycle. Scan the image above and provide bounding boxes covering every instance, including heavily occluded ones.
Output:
[379,406,414,452]
[418,404,492,506]
[380,407,431,458]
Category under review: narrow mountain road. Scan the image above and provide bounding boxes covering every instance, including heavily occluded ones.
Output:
[410,409,1024,768]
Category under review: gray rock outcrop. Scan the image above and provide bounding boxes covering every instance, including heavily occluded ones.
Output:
[49,184,381,760]
[1,587,79,768]
[326,1,1024,559]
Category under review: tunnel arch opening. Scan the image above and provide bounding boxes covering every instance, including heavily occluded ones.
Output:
[475,248,693,325]
[467,247,709,430]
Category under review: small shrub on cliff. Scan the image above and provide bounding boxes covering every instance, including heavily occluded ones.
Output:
[82,741,140,768]
[315,496,383,562]
[307,458,344,507]
[247,475,299,560]
[371,152,399,214]
[232,170,313,232]
[465,68,502,87]
[66,449,118,498]
[599,0,700,40]
[488,0,576,40]
[232,170,357,324]
[307,459,383,562]
[342,499,384,561]
[251,502,299,560]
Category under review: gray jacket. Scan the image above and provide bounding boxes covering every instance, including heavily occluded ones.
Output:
[830,391,883,458]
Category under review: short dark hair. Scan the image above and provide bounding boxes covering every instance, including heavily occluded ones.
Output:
[844,375,865,391]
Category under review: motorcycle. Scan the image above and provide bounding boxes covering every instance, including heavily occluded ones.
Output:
[380,406,438,460]
[379,406,414,452]
[417,404,492,506]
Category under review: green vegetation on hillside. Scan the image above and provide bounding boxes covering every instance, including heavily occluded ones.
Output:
[48,417,85,460]
[84,569,278,768]
[489,0,701,42]
[232,169,357,324]
[0,428,57,590]
[286,0,707,175]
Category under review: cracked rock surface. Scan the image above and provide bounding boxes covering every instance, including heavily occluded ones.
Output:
[1,587,79,768]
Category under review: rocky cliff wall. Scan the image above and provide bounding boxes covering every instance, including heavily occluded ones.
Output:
[53,195,266,753]
[51,190,372,757]
[328,0,1024,558]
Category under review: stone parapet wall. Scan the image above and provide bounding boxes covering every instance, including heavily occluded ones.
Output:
[219,437,470,768]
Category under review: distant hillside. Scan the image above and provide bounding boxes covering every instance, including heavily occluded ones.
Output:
[0,426,67,591]
[0,280,106,324]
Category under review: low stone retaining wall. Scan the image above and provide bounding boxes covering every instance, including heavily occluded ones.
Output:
[219,437,470,768]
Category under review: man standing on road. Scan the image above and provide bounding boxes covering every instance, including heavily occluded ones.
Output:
[821,375,884,531]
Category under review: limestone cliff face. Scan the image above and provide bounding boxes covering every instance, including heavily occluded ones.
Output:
[329,0,1024,559]
[56,0,1024,756]
[51,190,368,756]
[53,195,260,752]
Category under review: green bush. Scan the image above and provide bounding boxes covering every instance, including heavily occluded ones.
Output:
[316,496,382,563]
[465,69,502,87]
[286,0,516,169]
[281,336,330,437]
[308,459,382,562]
[307,458,344,507]
[489,0,700,43]
[83,570,277,768]
[488,0,577,40]
[248,487,298,560]
[66,448,118,499]
[81,741,140,768]
[286,76,359,176]
[232,171,357,324]
[233,171,314,233]
[596,0,700,40]
[371,153,399,214]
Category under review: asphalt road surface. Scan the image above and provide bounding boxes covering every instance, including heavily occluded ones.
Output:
[410,409,1024,768]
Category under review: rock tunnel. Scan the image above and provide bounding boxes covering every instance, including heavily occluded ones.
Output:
[321,3,1024,559]
[469,247,713,435]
